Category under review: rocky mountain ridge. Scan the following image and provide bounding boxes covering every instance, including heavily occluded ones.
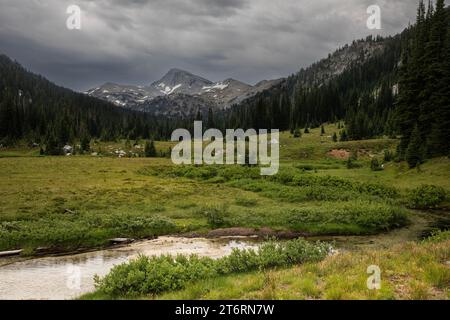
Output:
[86,69,283,115]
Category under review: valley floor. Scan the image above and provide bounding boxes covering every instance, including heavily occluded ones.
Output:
[1,124,449,299]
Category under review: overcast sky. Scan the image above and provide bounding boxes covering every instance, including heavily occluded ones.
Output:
[0,0,423,91]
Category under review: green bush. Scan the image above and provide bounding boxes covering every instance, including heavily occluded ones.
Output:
[407,185,446,209]
[287,201,408,234]
[94,238,331,297]
[383,149,394,162]
[346,158,362,169]
[423,230,450,243]
[119,216,176,237]
[370,158,383,171]
[196,204,230,228]
[0,215,177,251]
[94,254,217,296]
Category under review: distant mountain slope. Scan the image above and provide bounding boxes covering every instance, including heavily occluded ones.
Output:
[222,34,404,137]
[87,68,283,116]
[295,38,386,87]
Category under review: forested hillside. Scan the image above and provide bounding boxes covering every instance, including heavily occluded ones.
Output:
[0,55,181,148]
[220,35,402,136]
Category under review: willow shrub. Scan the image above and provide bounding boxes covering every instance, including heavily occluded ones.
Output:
[94,238,331,297]
[407,185,446,209]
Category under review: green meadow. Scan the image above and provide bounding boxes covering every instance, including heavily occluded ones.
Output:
[1,124,449,252]
[1,124,449,300]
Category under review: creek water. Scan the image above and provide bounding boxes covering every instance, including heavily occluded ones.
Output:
[0,236,258,300]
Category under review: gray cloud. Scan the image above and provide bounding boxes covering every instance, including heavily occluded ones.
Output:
[0,0,423,91]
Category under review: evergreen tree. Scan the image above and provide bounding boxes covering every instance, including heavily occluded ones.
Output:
[406,124,425,168]
[425,0,450,156]
[207,108,215,129]
[45,131,62,155]
[332,132,338,142]
[420,0,446,137]
[80,134,91,153]
[340,130,348,142]
[395,2,425,157]
[145,140,157,157]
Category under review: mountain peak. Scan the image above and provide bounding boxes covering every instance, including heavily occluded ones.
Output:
[156,68,212,85]
[86,67,282,114]
[151,68,213,95]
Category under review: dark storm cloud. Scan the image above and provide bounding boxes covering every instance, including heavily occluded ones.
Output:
[0,0,422,91]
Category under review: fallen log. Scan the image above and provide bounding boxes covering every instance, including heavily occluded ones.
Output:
[109,238,134,245]
[0,249,23,257]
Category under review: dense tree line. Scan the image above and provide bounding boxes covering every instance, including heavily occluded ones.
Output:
[396,0,450,167]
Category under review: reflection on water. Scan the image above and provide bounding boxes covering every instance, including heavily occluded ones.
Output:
[0,236,258,300]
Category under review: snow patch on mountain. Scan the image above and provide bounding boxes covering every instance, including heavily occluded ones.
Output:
[202,82,229,92]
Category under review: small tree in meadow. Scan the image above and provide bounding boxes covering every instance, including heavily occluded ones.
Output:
[80,134,91,153]
[145,140,157,157]
[332,132,338,142]
[45,132,63,155]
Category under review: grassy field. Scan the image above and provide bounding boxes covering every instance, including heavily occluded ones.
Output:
[0,124,449,252]
[1,123,449,299]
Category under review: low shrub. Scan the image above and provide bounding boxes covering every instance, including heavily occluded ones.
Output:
[423,230,450,243]
[0,215,177,251]
[407,185,446,209]
[94,254,217,296]
[383,149,395,162]
[370,158,383,171]
[196,204,230,228]
[118,216,177,237]
[346,158,362,169]
[287,201,408,234]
